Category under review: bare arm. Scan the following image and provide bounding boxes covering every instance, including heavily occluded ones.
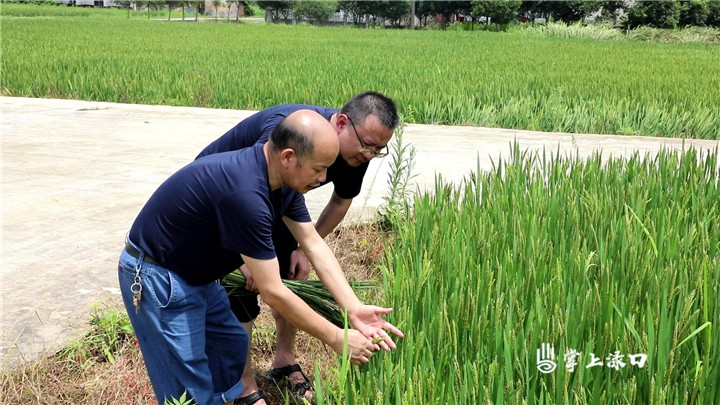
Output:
[285,218,361,311]
[284,218,404,349]
[315,192,352,238]
[242,254,375,364]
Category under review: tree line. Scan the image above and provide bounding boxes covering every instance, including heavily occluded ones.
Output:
[257,0,720,30]
[41,0,720,29]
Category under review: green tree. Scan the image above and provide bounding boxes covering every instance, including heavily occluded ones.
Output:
[178,1,189,21]
[376,0,411,27]
[257,0,293,22]
[597,0,627,24]
[339,0,365,26]
[241,1,254,17]
[212,0,223,20]
[414,0,436,27]
[543,1,602,24]
[472,0,521,27]
[679,0,709,26]
[519,0,604,24]
[626,0,681,29]
[340,0,410,27]
[644,0,681,28]
[190,0,204,21]
[421,0,472,29]
[707,0,720,27]
[519,0,544,23]
[293,0,337,24]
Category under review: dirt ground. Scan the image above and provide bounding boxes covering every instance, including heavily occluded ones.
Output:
[0,223,386,405]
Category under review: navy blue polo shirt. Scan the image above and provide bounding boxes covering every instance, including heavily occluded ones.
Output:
[129,144,311,285]
[197,104,368,200]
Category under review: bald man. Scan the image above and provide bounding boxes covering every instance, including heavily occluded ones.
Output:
[118,110,403,405]
[198,91,399,404]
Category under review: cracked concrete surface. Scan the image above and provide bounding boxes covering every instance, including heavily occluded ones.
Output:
[1,96,718,369]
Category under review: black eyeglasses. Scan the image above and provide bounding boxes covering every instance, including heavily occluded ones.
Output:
[346,115,388,158]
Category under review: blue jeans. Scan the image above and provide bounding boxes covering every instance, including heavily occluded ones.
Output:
[118,243,247,405]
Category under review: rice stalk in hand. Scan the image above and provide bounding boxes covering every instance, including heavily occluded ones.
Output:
[222,272,377,328]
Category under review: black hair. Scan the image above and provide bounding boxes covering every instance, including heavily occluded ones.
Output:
[340,91,399,129]
[268,118,314,161]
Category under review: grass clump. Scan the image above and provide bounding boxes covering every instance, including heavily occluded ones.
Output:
[528,22,625,41]
[53,304,135,371]
[0,304,155,404]
[526,21,720,43]
[378,120,416,230]
[627,25,720,43]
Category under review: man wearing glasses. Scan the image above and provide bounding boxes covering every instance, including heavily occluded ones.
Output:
[196,91,399,405]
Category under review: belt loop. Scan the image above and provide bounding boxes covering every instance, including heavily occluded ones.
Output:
[125,234,145,270]
[126,235,145,274]
[134,252,144,273]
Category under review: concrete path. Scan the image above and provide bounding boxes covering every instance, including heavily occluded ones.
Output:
[1,96,718,368]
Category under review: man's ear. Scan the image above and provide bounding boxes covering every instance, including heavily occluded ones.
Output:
[280,148,296,167]
[337,113,350,129]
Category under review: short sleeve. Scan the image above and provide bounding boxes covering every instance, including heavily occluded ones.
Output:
[216,191,276,260]
[331,162,369,199]
[282,188,311,223]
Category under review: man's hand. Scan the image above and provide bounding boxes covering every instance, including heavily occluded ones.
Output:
[332,329,376,364]
[349,305,404,352]
[239,264,259,292]
[287,247,311,280]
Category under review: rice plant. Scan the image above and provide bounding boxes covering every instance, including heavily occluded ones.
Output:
[338,145,719,404]
[1,15,719,138]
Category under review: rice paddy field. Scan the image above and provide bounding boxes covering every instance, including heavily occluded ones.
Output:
[2,4,719,404]
[1,3,719,139]
[335,147,720,404]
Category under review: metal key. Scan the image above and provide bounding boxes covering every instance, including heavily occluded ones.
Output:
[133,290,142,314]
[131,270,143,315]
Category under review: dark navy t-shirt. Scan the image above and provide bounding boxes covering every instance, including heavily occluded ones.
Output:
[129,144,311,285]
[197,104,368,200]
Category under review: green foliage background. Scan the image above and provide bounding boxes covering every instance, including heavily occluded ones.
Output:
[1,9,719,138]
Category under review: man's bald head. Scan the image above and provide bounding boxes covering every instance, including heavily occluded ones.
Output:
[269,109,339,163]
